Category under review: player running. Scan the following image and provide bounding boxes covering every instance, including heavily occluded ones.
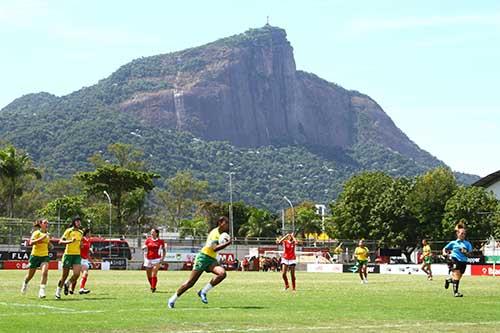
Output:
[442,222,472,297]
[142,228,165,292]
[354,239,369,284]
[78,228,92,294]
[276,233,298,291]
[420,239,433,280]
[55,216,83,299]
[168,216,232,308]
[21,219,51,298]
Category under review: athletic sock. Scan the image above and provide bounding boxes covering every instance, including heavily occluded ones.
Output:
[152,277,157,289]
[452,280,460,294]
[80,276,87,289]
[201,283,213,294]
[169,293,179,303]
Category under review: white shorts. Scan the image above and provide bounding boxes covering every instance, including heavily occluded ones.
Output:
[81,259,91,269]
[281,258,297,266]
[144,258,161,268]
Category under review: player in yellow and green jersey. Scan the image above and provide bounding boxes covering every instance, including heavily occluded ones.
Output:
[55,216,83,299]
[420,239,433,280]
[168,216,232,308]
[21,219,51,298]
[354,239,369,284]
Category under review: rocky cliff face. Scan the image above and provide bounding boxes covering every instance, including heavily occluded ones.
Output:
[116,25,433,167]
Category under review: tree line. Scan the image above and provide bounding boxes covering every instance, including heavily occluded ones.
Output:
[0,142,499,250]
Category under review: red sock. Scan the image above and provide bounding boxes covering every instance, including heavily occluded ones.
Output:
[283,275,289,288]
[80,276,87,289]
[152,277,157,289]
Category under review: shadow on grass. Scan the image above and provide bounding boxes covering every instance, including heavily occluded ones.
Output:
[217,306,266,310]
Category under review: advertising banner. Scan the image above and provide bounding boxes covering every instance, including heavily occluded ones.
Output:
[379,264,470,276]
[470,265,500,276]
[2,260,58,270]
[163,252,197,262]
[0,251,57,261]
[343,264,380,274]
[307,264,343,273]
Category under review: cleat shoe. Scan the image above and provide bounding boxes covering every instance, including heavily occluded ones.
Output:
[454,292,463,297]
[21,282,28,294]
[55,288,61,299]
[151,288,156,293]
[39,289,46,299]
[444,279,450,289]
[168,301,175,309]
[197,290,208,304]
[63,282,69,296]
[79,288,91,294]
[69,290,74,295]
[282,287,289,292]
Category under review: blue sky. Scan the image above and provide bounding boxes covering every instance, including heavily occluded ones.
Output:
[1,0,499,177]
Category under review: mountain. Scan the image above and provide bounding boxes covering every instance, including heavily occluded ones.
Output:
[0,25,479,210]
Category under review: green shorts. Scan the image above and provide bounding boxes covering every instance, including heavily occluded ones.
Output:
[29,255,50,269]
[194,253,217,272]
[357,259,368,267]
[424,256,433,264]
[62,254,81,268]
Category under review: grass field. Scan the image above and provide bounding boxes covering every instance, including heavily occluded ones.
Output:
[1,270,500,333]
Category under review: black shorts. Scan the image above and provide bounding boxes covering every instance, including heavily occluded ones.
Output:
[448,258,467,274]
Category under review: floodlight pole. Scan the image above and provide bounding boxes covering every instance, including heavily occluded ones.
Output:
[103,190,112,258]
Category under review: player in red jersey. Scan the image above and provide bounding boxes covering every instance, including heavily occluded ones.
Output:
[276,233,298,291]
[142,228,165,292]
[78,228,92,294]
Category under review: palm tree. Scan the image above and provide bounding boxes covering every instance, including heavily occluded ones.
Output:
[0,145,42,217]
[239,208,277,238]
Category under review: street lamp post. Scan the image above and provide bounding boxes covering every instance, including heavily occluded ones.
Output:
[227,172,235,239]
[103,191,112,258]
[283,196,295,234]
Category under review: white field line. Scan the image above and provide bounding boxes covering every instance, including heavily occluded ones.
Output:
[0,301,104,315]
[166,321,500,333]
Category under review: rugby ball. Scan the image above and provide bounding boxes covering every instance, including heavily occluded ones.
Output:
[219,232,231,244]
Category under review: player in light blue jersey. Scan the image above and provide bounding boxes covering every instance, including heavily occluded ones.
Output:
[442,222,472,297]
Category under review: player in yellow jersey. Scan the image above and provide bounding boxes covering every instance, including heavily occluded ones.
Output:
[354,239,369,284]
[21,219,51,298]
[55,216,83,299]
[168,216,232,308]
[420,239,433,280]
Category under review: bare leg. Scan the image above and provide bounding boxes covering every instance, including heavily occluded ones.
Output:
[40,263,49,285]
[290,265,296,290]
[208,265,227,287]
[24,268,37,284]
[281,264,289,289]
[58,268,70,287]
[176,269,204,297]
